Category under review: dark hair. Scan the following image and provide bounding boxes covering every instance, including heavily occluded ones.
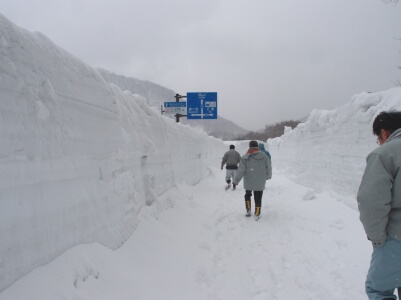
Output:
[249,140,258,148]
[372,111,401,136]
[229,144,235,149]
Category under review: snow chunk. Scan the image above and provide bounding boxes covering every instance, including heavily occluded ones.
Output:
[302,189,316,201]
[33,100,50,121]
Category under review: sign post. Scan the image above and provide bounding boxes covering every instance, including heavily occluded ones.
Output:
[162,94,187,123]
[174,93,187,123]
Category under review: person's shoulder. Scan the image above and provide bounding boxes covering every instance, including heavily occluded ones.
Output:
[248,150,266,160]
[373,138,401,159]
[367,147,386,162]
[241,153,249,159]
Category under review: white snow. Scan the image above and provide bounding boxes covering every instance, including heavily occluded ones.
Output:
[267,88,401,209]
[0,13,225,293]
[1,12,401,300]
[0,173,373,299]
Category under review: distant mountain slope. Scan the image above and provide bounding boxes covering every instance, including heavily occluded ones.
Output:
[97,69,250,140]
[179,117,249,141]
[97,68,175,107]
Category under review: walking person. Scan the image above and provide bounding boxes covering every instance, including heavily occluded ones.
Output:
[357,111,401,300]
[221,144,241,190]
[233,140,272,220]
[258,142,271,160]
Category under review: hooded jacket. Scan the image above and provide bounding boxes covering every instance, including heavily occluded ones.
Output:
[258,143,271,160]
[234,147,272,191]
[357,128,401,247]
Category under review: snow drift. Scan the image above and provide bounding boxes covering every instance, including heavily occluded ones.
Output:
[267,87,401,207]
[0,14,225,291]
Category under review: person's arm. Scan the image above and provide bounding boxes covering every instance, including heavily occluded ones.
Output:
[236,151,241,164]
[221,152,228,169]
[265,156,272,180]
[234,158,246,185]
[357,152,393,247]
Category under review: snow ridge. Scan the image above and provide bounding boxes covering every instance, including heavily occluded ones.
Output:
[267,87,401,207]
[0,13,225,292]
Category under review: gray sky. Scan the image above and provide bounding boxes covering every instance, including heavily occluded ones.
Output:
[1,0,400,131]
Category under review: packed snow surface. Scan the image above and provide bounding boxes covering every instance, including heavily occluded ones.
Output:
[0,169,372,300]
[1,11,401,300]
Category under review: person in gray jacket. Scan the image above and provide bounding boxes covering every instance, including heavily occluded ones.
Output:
[357,110,401,300]
[221,144,241,190]
[233,140,272,220]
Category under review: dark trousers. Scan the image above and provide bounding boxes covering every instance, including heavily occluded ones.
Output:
[245,190,263,208]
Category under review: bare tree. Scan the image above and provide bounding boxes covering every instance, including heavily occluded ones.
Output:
[235,120,302,141]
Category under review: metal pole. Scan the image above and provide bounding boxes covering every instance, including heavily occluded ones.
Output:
[174,93,187,123]
[175,94,180,123]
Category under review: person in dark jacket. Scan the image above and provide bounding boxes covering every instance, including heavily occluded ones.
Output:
[221,144,241,190]
[357,111,401,300]
[233,140,272,220]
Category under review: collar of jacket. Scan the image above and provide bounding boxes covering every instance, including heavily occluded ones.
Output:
[246,148,260,155]
[386,128,401,143]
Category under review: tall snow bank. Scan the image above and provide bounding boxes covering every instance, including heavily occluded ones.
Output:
[97,68,175,108]
[267,88,401,205]
[0,14,225,291]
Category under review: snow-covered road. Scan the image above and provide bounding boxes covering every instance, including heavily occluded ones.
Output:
[0,168,372,300]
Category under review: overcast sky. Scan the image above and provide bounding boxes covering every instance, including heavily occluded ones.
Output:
[1,0,400,130]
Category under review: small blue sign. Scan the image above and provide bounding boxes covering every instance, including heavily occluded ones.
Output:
[164,102,186,108]
[187,92,217,120]
[163,101,186,115]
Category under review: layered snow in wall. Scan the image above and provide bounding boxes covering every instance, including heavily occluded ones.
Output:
[267,87,401,206]
[0,14,225,291]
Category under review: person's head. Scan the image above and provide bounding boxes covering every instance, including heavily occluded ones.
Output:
[372,111,401,145]
[249,140,258,148]
[229,144,235,150]
[258,143,265,150]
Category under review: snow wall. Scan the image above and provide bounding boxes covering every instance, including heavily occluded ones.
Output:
[0,14,226,291]
[267,87,401,206]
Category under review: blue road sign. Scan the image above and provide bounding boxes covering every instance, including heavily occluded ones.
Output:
[187,92,217,120]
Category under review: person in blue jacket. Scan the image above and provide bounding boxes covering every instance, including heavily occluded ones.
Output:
[258,143,271,161]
